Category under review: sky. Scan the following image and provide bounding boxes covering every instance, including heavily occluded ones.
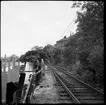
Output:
[1,1,79,57]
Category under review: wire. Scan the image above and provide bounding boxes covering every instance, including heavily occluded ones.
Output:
[60,16,76,38]
[66,22,76,35]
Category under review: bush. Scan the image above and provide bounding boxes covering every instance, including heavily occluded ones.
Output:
[87,45,104,84]
[76,64,84,76]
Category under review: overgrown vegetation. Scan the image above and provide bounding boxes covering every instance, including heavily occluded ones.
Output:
[45,1,104,90]
[18,46,51,65]
[18,1,104,91]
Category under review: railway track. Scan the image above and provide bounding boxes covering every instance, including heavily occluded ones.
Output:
[49,68,75,103]
[50,65,104,104]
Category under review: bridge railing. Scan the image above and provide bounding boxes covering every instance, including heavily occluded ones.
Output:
[20,62,43,104]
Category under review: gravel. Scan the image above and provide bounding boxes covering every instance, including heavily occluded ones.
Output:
[30,66,72,104]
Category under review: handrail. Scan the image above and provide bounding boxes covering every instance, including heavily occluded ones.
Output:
[34,69,42,76]
[22,69,42,103]
[22,75,33,103]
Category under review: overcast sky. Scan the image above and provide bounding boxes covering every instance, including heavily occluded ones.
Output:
[1,1,79,57]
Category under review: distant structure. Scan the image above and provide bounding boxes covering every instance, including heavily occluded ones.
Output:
[54,36,70,48]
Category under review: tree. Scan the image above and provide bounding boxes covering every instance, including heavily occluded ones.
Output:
[51,47,62,65]
[72,1,104,39]
[87,45,104,83]
[18,46,51,65]
[31,45,43,51]
[71,1,104,85]
[43,44,55,63]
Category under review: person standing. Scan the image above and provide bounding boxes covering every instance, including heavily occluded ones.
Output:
[33,61,37,73]
[41,58,45,76]
[35,59,41,85]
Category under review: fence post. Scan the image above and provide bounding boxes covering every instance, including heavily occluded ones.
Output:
[15,61,20,82]
[11,58,19,82]
[8,60,12,82]
[2,54,7,103]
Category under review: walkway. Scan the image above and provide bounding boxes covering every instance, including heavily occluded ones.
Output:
[30,65,72,104]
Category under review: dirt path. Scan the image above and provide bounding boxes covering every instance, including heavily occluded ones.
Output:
[30,65,72,104]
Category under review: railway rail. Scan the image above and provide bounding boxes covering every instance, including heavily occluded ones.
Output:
[55,65,104,94]
[49,69,75,103]
[50,65,104,104]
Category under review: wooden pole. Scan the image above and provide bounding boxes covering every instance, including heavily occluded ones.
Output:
[8,60,12,82]
[11,58,19,82]
[2,54,7,103]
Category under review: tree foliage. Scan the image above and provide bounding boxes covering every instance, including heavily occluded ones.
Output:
[43,44,55,63]
[69,1,104,85]
[52,48,62,65]
[17,1,104,88]
[87,45,104,83]
[18,46,51,64]
[51,1,104,87]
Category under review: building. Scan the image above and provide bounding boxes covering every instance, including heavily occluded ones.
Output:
[54,36,70,48]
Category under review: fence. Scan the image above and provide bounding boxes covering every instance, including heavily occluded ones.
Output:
[1,54,20,103]
[11,61,43,104]
[1,55,44,104]
[22,62,43,103]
